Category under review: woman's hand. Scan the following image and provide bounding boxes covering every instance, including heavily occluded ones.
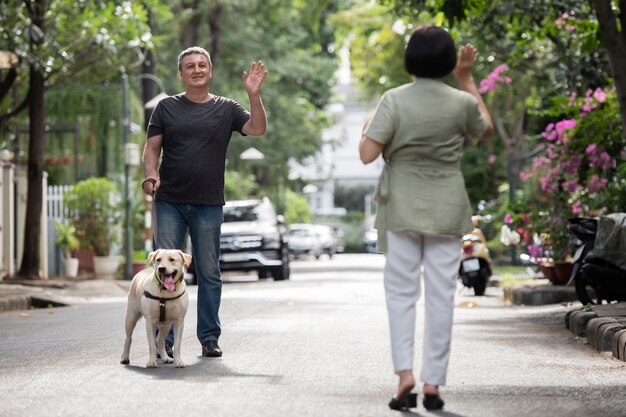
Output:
[453,44,477,84]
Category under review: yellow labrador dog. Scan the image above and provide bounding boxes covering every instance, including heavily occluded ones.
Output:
[120,249,192,368]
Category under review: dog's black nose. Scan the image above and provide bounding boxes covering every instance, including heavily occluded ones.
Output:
[158,266,166,273]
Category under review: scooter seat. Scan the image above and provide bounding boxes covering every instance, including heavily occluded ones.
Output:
[581,261,626,281]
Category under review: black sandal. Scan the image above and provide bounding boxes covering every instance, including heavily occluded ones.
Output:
[422,393,445,410]
[388,392,417,411]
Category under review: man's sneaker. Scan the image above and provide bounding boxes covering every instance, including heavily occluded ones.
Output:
[156,340,174,359]
[201,340,222,357]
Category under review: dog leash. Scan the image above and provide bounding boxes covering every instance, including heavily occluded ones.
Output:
[150,192,158,244]
[143,290,186,323]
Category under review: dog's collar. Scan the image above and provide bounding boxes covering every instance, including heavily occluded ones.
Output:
[153,269,184,291]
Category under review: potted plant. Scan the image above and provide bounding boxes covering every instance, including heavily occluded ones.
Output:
[54,220,80,278]
[64,177,122,279]
[544,214,574,285]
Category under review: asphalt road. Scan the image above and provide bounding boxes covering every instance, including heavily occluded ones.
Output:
[0,255,624,417]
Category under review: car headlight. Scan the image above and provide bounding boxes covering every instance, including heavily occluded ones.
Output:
[262,230,280,248]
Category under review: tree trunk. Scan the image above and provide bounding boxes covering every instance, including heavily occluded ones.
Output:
[207,3,223,66]
[142,48,156,131]
[18,0,47,279]
[593,0,626,142]
[180,0,201,48]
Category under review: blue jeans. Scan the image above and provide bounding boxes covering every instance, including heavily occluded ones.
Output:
[155,201,223,344]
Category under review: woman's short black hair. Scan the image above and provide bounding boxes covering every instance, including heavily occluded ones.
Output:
[405,25,457,78]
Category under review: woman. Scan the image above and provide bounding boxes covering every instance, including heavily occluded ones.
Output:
[359,25,493,411]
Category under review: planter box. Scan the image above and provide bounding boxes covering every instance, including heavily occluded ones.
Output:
[93,255,122,280]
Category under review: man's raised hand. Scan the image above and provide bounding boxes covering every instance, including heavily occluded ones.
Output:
[243,61,267,95]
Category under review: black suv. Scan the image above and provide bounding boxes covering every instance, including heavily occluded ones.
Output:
[219,198,290,280]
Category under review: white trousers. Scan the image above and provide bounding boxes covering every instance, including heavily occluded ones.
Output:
[384,230,461,386]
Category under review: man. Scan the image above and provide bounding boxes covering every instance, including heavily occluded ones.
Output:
[142,46,267,357]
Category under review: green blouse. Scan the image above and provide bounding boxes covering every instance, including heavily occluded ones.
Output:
[365,78,488,252]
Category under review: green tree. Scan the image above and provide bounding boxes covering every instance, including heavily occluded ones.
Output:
[284,189,312,224]
[0,0,154,278]
[224,171,258,201]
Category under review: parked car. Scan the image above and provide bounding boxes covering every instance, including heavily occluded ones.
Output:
[287,223,323,259]
[315,224,338,258]
[363,228,379,253]
[330,225,346,253]
[219,197,290,280]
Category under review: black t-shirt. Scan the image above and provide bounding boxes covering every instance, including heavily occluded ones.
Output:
[147,94,250,205]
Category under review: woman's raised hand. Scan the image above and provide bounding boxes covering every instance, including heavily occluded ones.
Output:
[453,44,477,83]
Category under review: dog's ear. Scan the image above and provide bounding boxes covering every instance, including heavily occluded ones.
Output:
[179,251,192,268]
[147,250,159,264]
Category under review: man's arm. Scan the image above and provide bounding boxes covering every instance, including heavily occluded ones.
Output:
[241,61,268,136]
[142,134,162,195]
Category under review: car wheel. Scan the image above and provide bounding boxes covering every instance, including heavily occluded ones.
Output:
[272,246,291,281]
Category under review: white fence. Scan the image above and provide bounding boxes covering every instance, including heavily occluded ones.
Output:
[0,163,49,279]
[47,185,72,221]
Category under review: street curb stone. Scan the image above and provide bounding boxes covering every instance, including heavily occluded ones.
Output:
[0,294,31,312]
[613,329,626,361]
[566,309,597,337]
[506,284,579,306]
[586,317,626,352]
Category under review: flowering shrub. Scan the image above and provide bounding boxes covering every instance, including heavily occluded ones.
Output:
[514,87,625,259]
[500,203,552,262]
[479,64,512,95]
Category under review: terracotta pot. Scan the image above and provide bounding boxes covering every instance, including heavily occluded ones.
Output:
[553,260,573,285]
[540,263,557,282]
[131,262,146,275]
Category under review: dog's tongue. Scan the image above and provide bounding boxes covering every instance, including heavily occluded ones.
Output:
[163,275,176,292]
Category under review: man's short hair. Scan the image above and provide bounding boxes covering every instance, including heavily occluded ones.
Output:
[404,25,457,78]
[178,46,213,71]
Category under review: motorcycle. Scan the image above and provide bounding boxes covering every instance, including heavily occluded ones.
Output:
[459,215,493,296]
[567,213,626,305]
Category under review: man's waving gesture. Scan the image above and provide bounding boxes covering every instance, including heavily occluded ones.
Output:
[242,61,268,136]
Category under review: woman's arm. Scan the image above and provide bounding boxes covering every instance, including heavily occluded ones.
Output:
[453,44,494,139]
[360,136,383,165]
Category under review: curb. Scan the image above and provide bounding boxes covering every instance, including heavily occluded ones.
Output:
[504,284,579,306]
[0,294,32,312]
[565,303,626,361]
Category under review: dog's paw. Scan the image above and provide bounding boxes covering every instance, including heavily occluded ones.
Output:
[146,361,158,368]
[161,356,173,364]
[120,358,129,365]
[174,361,186,368]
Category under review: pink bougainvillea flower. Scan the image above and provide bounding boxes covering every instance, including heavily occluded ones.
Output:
[562,180,581,193]
[519,171,531,182]
[504,213,513,224]
[571,201,583,215]
[562,154,582,176]
[598,151,612,170]
[593,88,607,103]
[587,175,608,193]
[556,13,576,31]
[527,244,542,259]
[479,63,512,94]
[588,146,613,171]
